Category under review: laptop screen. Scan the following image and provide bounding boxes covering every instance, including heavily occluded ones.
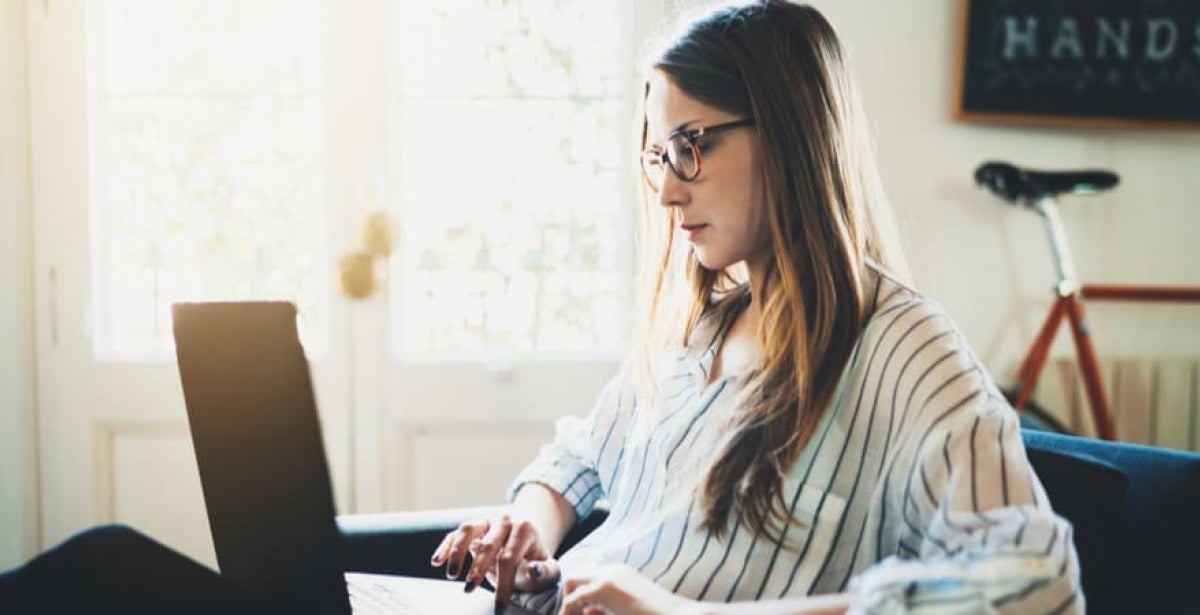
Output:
[173,301,351,615]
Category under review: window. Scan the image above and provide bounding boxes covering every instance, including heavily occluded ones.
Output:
[89,0,329,357]
[87,0,634,360]
[393,0,629,357]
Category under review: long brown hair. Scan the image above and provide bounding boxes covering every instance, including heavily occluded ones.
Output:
[631,0,907,541]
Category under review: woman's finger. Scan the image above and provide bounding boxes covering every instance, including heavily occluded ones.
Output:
[439,520,488,579]
[463,514,512,591]
[561,576,612,615]
[491,517,541,604]
[430,532,453,566]
[562,575,580,593]
[560,565,681,615]
[560,572,591,597]
[441,529,472,580]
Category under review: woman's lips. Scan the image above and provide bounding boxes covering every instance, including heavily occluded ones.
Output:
[681,223,707,239]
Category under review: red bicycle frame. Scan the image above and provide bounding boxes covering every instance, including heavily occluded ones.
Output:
[1010,284,1200,441]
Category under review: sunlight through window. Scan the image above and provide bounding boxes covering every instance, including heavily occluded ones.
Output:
[393,0,627,357]
[90,0,328,358]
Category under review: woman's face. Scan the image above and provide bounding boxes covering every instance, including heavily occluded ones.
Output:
[643,71,770,273]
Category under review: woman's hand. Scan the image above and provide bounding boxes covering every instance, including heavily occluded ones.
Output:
[561,567,852,615]
[560,564,698,615]
[430,512,561,606]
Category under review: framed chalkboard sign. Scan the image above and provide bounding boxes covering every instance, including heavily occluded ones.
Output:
[955,0,1200,129]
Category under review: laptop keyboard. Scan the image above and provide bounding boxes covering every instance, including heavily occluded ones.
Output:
[347,575,420,615]
[344,572,544,615]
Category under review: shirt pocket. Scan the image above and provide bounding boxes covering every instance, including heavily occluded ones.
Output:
[740,478,850,600]
[779,478,849,583]
[780,474,848,525]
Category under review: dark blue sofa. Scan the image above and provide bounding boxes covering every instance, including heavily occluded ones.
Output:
[338,430,1200,614]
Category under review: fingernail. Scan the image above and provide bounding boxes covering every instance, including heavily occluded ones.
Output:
[430,554,442,566]
[447,563,459,578]
[464,580,477,593]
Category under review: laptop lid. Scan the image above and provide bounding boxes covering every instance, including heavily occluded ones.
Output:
[173,301,350,615]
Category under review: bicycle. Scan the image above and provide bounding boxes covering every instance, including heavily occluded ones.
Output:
[974,161,1200,441]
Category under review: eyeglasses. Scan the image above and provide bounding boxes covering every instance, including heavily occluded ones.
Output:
[640,118,755,191]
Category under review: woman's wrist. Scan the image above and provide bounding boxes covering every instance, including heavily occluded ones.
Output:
[511,481,576,553]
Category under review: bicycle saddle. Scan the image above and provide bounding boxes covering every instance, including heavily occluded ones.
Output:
[974,161,1119,203]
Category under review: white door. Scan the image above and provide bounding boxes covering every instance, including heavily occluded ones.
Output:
[28,0,649,566]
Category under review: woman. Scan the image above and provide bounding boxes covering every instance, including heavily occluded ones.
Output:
[429,2,1082,614]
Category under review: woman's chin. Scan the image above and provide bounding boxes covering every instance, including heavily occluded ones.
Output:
[693,250,734,272]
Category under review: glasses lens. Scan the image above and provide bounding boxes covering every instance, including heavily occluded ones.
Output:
[666,134,699,181]
[641,150,665,189]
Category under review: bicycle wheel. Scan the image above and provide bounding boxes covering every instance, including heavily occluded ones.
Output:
[1003,389,1074,435]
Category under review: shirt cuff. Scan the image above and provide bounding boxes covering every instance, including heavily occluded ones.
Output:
[507,457,604,522]
[847,555,1057,615]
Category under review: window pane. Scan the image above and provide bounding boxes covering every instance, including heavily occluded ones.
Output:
[100,0,322,94]
[396,99,623,354]
[395,0,628,357]
[398,0,621,98]
[91,0,327,357]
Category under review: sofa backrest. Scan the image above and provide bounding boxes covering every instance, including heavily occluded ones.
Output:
[1023,430,1200,615]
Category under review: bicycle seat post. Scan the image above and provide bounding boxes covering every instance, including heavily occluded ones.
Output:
[1032,196,1080,297]
[974,161,1122,439]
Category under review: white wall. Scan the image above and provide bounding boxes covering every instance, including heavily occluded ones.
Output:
[0,0,37,570]
[817,1,1200,378]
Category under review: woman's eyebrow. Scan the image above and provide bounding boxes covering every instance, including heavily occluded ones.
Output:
[648,119,704,145]
[672,119,701,133]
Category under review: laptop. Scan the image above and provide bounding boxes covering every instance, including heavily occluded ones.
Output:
[173,301,541,615]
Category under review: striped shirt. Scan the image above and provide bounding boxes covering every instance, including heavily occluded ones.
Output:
[509,273,1082,614]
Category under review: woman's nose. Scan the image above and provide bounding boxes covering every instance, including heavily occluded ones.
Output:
[657,169,689,209]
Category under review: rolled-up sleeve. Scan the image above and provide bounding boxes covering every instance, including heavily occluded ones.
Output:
[849,399,1083,614]
[507,371,633,522]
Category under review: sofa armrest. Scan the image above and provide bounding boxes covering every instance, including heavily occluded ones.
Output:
[338,505,610,577]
